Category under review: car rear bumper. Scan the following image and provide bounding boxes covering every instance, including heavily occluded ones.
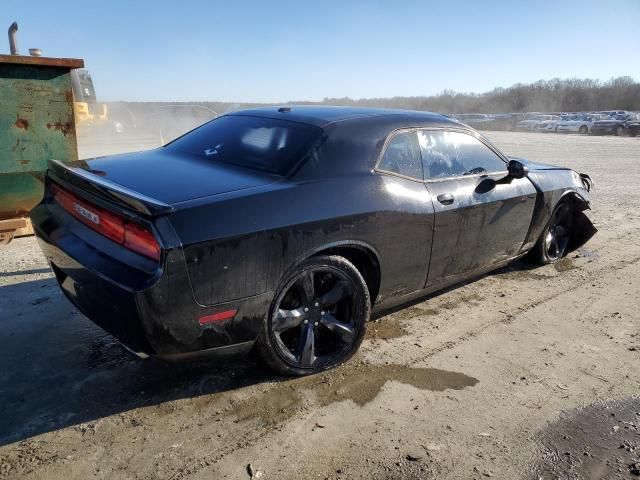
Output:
[46,247,154,355]
[31,200,272,359]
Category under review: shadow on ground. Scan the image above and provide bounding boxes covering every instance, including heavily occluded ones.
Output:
[529,397,640,479]
[0,277,279,447]
[0,214,596,447]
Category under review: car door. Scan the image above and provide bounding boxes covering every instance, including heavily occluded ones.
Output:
[419,129,537,288]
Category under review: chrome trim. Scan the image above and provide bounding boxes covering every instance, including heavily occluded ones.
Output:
[374,126,508,183]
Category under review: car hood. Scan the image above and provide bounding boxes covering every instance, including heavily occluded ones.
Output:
[507,156,569,171]
[84,148,280,204]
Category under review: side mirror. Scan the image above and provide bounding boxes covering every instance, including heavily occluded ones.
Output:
[507,159,528,179]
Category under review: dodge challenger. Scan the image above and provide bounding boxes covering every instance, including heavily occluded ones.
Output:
[31,106,593,375]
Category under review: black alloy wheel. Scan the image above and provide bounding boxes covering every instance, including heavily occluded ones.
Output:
[532,202,574,264]
[258,255,369,375]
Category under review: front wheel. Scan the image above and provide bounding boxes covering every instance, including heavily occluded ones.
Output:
[616,125,624,136]
[579,125,588,134]
[257,255,370,376]
[530,202,574,264]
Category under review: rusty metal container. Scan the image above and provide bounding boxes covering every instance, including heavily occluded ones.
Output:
[0,53,84,242]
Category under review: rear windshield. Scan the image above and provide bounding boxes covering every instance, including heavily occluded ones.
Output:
[165,115,322,175]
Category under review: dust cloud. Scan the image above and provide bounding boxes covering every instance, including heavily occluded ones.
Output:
[77,102,221,159]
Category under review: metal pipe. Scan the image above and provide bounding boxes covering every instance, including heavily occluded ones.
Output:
[8,22,18,55]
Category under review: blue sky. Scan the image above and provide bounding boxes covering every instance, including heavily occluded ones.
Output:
[3,1,639,102]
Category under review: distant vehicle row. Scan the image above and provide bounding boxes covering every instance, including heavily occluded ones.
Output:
[451,111,640,136]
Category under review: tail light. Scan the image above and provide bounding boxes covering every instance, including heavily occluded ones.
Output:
[51,183,161,261]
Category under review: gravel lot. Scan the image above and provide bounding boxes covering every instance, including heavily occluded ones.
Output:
[1,131,639,479]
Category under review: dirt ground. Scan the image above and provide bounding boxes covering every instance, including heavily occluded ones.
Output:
[1,131,639,479]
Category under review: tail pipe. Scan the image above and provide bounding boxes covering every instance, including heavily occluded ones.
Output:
[8,21,18,55]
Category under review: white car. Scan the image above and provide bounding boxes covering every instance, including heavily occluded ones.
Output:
[516,115,559,131]
[533,115,563,132]
[556,114,609,134]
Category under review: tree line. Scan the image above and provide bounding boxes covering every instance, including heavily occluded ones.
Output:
[316,77,640,114]
[109,77,640,120]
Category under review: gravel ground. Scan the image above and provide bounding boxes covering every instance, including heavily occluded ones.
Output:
[0,131,639,479]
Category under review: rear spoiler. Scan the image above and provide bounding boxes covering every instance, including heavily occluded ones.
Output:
[48,159,174,217]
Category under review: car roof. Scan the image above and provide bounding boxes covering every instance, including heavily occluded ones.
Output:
[227,105,461,129]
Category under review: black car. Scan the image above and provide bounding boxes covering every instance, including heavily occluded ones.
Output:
[625,118,640,137]
[31,106,593,375]
[590,112,640,136]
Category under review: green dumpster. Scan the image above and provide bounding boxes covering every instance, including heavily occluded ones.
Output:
[0,53,84,243]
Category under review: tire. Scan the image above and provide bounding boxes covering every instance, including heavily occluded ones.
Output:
[530,202,574,265]
[616,125,624,136]
[257,255,370,376]
[579,125,588,134]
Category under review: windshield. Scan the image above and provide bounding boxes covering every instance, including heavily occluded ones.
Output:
[165,115,323,175]
[613,114,629,120]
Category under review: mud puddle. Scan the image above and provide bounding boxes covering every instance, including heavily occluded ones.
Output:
[530,397,640,480]
[233,363,478,425]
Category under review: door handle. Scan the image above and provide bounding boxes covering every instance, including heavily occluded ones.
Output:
[437,193,454,205]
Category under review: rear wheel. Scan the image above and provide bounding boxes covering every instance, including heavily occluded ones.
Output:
[579,125,588,134]
[531,202,574,264]
[616,125,624,136]
[257,255,369,376]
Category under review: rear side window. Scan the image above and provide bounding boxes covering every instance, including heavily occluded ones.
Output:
[378,131,423,180]
[165,115,322,175]
[418,130,506,179]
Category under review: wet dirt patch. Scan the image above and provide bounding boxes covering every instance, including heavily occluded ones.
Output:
[233,363,478,425]
[440,293,482,310]
[498,264,553,281]
[529,397,640,480]
[554,257,578,272]
[366,318,407,340]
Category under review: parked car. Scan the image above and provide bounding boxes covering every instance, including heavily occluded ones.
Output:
[456,113,492,127]
[30,106,593,375]
[590,112,640,136]
[516,115,557,131]
[556,114,609,134]
[626,117,640,137]
[533,115,563,132]
[478,113,514,131]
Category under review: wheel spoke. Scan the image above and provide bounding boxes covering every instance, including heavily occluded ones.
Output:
[298,271,315,304]
[295,323,315,367]
[555,206,573,229]
[273,308,305,333]
[555,225,568,239]
[318,280,352,308]
[549,235,560,257]
[320,314,355,343]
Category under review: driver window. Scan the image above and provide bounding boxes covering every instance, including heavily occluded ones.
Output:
[418,130,506,179]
